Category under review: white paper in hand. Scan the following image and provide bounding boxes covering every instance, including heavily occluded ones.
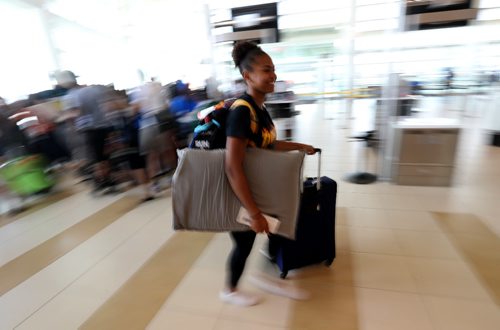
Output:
[236,207,281,234]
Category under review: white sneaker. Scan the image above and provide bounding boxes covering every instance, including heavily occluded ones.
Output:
[219,290,260,307]
[248,273,310,300]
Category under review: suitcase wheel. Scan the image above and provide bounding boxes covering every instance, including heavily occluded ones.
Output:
[325,259,334,267]
[280,271,288,279]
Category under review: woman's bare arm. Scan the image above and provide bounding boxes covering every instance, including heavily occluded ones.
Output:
[272,140,316,154]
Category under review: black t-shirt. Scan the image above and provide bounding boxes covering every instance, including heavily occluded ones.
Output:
[226,93,276,148]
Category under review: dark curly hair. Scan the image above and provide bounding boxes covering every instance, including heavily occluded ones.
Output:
[232,41,267,75]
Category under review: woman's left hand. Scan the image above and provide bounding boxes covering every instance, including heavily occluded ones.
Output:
[271,140,317,154]
[302,144,316,155]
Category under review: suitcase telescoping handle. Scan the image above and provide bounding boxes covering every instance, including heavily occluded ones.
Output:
[313,148,322,190]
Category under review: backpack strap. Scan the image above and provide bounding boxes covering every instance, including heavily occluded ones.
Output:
[230,99,258,134]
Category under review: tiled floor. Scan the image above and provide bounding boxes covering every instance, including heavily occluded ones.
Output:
[0,97,499,329]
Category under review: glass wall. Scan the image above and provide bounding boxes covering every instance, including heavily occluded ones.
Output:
[0,0,212,101]
[0,0,55,102]
[210,0,500,96]
[1,0,499,101]
[45,0,213,89]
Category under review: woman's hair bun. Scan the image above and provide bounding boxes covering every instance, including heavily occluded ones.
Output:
[232,41,259,68]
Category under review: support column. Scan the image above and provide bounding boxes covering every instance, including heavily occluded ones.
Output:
[378,0,408,181]
[39,8,60,72]
[345,0,356,122]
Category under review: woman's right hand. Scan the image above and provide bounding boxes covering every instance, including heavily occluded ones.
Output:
[250,212,269,233]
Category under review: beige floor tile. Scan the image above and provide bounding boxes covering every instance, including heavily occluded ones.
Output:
[336,225,351,251]
[10,212,173,330]
[289,283,368,330]
[323,161,353,172]
[0,190,83,238]
[80,230,212,330]
[433,212,497,237]
[286,283,360,330]
[378,194,423,211]
[416,194,472,213]
[0,193,123,266]
[341,207,389,228]
[0,196,142,297]
[220,319,288,330]
[349,253,418,292]
[470,199,500,222]
[402,186,453,197]
[406,258,493,301]
[483,215,500,238]
[435,230,500,305]
[335,179,356,194]
[346,226,402,255]
[336,207,348,225]
[164,268,226,316]
[385,210,442,232]
[376,183,425,195]
[356,288,434,330]
[214,319,286,330]
[336,193,349,208]
[283,250,354,287]
[341,192,383,209]
[0,186,82,228]
[422,295,500,330]
[193,233,233,271]
[446,232,500,261]
[393,230,462,260]
[147,308,218,330]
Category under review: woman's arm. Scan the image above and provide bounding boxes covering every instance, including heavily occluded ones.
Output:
[225,137,269,233]
[272,140,316,155]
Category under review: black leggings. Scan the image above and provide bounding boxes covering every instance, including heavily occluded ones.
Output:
[227,231,256,289]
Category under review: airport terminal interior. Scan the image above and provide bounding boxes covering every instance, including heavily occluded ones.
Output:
[1,0,500,329]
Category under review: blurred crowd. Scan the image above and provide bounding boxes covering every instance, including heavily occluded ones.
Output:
[0,70,211,212]
[2,65,498,214]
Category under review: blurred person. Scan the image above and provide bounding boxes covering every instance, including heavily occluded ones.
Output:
[205,76,223,100]
[28,70,75,102]
[444,68,454,90]
[0,96,8,113]
[489,70,499,85]
[169,81,198,146]
[220,41,316,307]
[0,101,32,218]
[61,72,118,192]
[232,78,247,98]
[130,79,176,194]
[10,101,71,165]
[3,99,31,118]
[168,80,197,116]
[0,102,27,159]
[106,91,156,202]
[128,110,156,202]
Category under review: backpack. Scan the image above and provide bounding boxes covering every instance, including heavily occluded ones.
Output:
[189,98,258,149]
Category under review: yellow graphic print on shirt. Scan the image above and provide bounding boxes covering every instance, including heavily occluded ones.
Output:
[231,99,276,149]
[246,124,276,148]
[261,126,277,148]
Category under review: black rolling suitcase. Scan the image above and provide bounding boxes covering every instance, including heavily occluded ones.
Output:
[269,148,337,279]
